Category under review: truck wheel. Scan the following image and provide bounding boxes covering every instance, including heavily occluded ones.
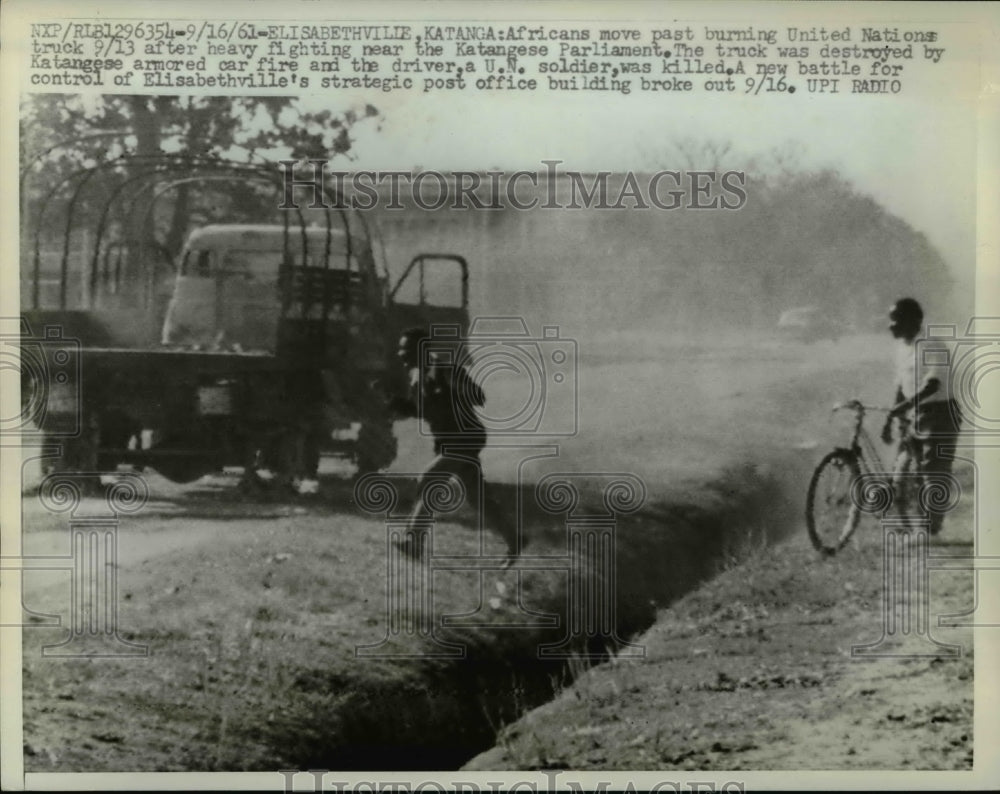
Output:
[147,433,217,483]
[355,419,398,475]
[240,428,319,492]
[151,457,215,484]
[94,410,136,471]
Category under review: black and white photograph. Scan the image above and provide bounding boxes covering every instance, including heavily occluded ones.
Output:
[2,1,998,790]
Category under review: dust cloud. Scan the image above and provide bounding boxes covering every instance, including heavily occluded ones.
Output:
[376,169,956,512]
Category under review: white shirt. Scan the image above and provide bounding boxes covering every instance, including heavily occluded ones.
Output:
[895,337,953,404]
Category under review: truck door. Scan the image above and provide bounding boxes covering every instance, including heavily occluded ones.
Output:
[388,254,469,343]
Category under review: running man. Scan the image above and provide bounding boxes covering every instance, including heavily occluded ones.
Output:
[391,327,518,561]
[880,298,962,535]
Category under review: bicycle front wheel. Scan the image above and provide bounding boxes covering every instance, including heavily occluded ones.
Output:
[806,448,862,556]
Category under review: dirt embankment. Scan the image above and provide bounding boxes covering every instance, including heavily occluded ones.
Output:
[464,483,976,772]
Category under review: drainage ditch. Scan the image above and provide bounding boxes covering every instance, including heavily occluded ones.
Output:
[258,464,796,771]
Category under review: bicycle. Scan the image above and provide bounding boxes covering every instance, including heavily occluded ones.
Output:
[805,399,921,556]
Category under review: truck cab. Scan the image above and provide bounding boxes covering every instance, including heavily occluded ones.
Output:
[162,224,383,353]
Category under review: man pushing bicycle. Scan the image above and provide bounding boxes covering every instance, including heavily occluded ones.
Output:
[881,298,963,535]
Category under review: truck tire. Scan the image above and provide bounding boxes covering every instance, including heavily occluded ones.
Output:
[146,432,218,483]
[150,456,215,484]
[355,418,398,475]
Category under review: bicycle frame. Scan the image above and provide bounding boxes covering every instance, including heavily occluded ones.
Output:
[834,399,916,480]
[807,400,925,555]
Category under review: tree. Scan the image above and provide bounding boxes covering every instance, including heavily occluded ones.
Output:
[20,94,380,308]
[631,139,956,330]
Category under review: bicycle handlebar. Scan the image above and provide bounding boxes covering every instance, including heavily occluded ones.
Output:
[831,399,893,414]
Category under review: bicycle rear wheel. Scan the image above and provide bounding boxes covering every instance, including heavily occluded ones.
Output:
[806,448,862,556]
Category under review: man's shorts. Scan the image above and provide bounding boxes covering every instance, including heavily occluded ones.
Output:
[914,399,962,441]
